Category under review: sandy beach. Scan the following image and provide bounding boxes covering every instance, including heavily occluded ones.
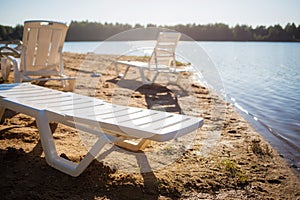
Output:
[0,52,299,200]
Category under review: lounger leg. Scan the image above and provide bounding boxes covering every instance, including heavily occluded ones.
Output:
[61,80,66,88]
[0,107,5,121]
[139,68,146,83]
[114,62,120,77]
[123,66,130,78]
[35,110,112,177]
[139,68,152,84]
[114,62,130,79]
[115,139,150,152]
[1,58,11,81]
[151,71,160,83]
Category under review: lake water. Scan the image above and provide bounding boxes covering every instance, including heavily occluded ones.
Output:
[63,41,300,169]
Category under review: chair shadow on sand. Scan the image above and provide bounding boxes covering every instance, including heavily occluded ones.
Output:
[107,77,190,114]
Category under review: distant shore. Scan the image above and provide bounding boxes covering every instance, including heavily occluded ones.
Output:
[1,21,300,42]
[0,52,299,199]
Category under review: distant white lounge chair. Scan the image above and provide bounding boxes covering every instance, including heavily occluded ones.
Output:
[0,40,22,80]
[0,40,22,57]
[114,32,181,84]
[2,20,74,90]
[0,83,203,176]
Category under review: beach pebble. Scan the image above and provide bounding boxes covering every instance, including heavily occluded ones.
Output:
[91,73,101,77]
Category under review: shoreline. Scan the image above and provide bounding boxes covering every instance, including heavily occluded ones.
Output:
[190,60,300,175]
[230,101,300,175]
[0,52,299,199]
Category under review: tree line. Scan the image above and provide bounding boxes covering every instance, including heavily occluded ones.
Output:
[1,21,300,42]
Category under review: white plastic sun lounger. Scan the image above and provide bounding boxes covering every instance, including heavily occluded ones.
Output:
[0,83,203,176]
[114,32,181,84]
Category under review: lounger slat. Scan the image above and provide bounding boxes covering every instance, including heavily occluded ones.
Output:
[0,85,48,93]
[1,88,69,101]
[90,105,125,116]
[20,94,72,102]
[64,106,128,117]
[45,97,91,107]
[60,103,114,116]
[3,91,60,99]
[111,109,154,123]
[24,28,39,70]
[0,88,54,94]
[47,30,62,66]
[116,61,149,68]
[94,108,131,118]
[35,29,52,67]
[138,114,184,130]
[30,97,82,106]
[118,111,169,127]
[97,108,157,124]
[70,108,152,124]
[159,117,201,135]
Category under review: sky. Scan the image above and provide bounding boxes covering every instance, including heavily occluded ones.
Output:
[0,0,300,27]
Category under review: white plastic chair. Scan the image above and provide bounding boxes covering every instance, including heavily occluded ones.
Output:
[114,32,181,84]
[5,20,75,90]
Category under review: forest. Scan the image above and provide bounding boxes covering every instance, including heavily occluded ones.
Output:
[1,21,300,42]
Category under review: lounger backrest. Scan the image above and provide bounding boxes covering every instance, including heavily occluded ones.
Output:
[149,32,181,69]
[21,20,68,76]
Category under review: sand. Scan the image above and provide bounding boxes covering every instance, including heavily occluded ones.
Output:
[0,52,299,200]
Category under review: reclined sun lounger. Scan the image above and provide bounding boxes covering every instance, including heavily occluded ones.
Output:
[0,83,203,176]
[114,32,181,84]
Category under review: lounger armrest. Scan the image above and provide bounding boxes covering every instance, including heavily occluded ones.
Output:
[0,46,21,58]
[7,55,21,82]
